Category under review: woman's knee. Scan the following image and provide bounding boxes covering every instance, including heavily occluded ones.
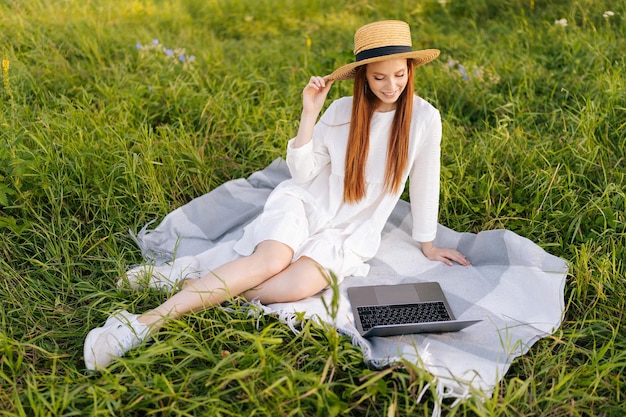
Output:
[251,241,293,277]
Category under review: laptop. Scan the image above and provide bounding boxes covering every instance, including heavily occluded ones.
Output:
[348,282,481,338]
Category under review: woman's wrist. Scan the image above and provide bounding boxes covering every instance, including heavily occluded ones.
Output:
[420,241,434,256]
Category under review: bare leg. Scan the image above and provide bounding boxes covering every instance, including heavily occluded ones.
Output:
[243,256,330,304]
[138,240,293,330]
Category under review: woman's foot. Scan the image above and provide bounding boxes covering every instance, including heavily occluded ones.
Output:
[84,310,150,370]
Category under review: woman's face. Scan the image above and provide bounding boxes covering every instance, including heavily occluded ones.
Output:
[365,59,409,112]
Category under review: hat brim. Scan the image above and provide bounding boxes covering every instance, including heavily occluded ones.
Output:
[326,49,440,81]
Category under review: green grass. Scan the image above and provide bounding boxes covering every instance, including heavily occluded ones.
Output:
[1,0,624,415]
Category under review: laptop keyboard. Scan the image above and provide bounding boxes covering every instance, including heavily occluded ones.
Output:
[357,301,451,331]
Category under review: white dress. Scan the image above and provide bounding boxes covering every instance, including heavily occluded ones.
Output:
[233,95,442,280]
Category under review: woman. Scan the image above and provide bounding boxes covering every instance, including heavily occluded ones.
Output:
[84,20,470,370]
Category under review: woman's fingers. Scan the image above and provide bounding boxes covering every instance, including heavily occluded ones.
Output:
[443,249,471,266]
[304,76,327,93]
[425,247,471,266]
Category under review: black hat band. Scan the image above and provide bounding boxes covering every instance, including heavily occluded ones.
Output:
[355,45,413,62]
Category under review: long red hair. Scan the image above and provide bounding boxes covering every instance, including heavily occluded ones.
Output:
[343,61,414,203]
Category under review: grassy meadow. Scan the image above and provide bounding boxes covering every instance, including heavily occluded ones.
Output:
[1,0,624,415]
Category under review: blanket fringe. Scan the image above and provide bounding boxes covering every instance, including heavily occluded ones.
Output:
[276,311,305,334]
[240,301,306,334]
[129,219,175,264]
[432,377,474,417]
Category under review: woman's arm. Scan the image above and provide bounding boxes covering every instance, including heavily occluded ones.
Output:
[408,107,442,242]
[409,106,470,266]
[292,76,334,148]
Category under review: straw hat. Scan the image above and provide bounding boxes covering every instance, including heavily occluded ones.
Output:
[327,20,440,81]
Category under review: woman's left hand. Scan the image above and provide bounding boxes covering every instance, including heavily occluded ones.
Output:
[421,242,471,266]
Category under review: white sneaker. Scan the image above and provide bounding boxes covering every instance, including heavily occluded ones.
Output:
[120,256,202,291]
[84,310,150,370]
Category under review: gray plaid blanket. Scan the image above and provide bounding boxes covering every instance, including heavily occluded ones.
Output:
[131,158,568,408]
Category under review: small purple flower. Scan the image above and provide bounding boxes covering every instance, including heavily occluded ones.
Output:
[189,55,195,62]
[152,39,159,45]
[165,48,173,56]
[458,65,469,81]
[179,54,186,62]
[136,42,142,50]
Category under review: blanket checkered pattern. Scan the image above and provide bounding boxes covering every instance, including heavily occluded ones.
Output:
[130,158,568,410]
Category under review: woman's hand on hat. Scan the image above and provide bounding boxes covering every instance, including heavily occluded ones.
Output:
[421,242,471,267]
[302,76,333,115]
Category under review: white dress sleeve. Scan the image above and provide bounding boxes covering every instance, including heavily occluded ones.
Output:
[409,108,442,242]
